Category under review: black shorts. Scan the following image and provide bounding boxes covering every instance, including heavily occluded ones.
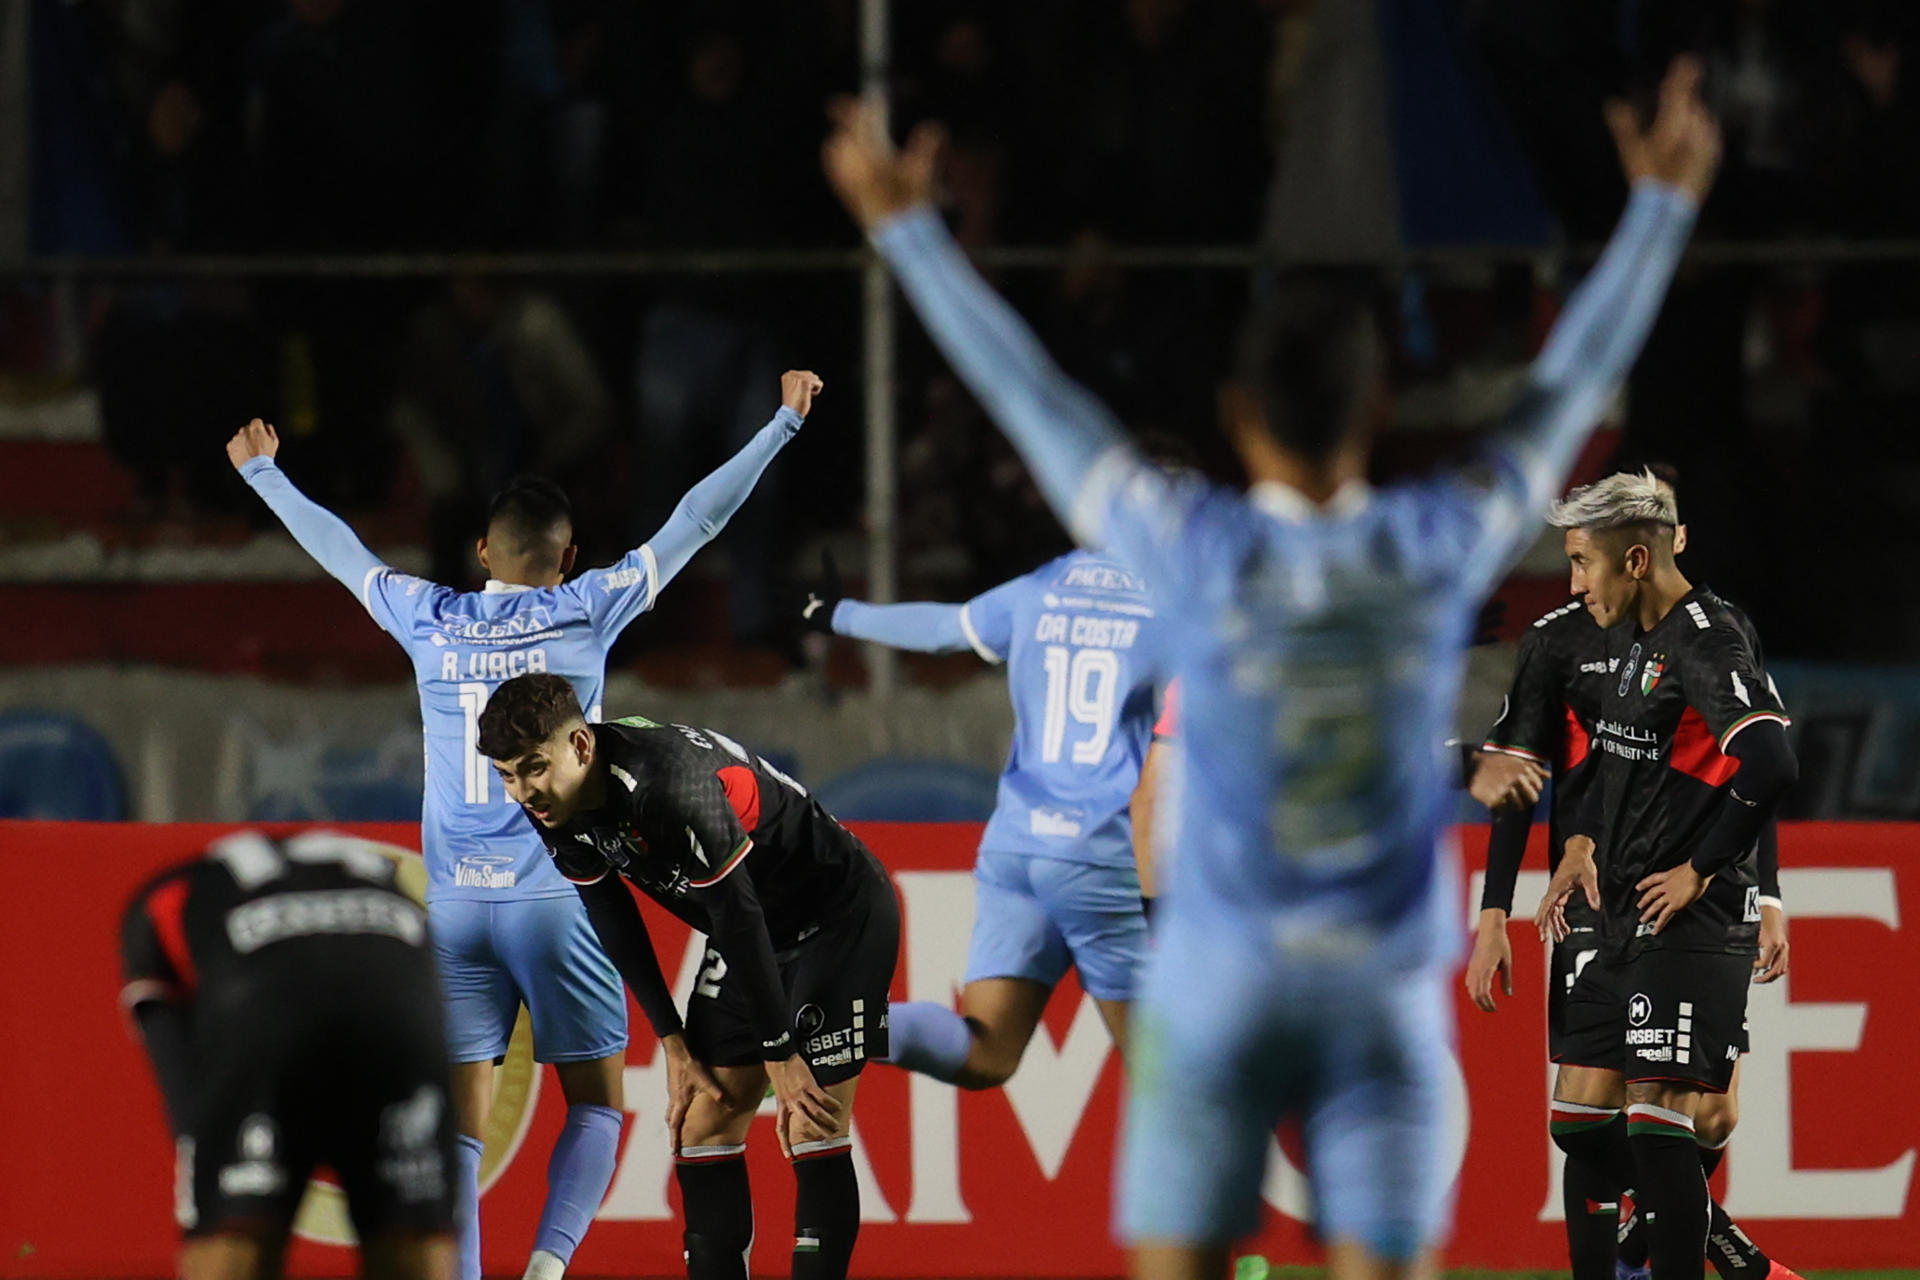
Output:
[185,947,457,1240]
[1559,947,1752,1093]
[1546,924,1604,1062]
[688,866,901,1086]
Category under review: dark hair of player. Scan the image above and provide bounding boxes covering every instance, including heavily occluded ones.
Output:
[486,475,573,555]
[477,673,585,760]
[1231,269,1383,463]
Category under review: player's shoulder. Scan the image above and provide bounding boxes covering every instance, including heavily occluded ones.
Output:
[1675,589,1762,654]
[1524,599,1603,653]
[121,858,203,925]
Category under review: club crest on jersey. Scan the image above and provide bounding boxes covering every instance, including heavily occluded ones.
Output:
[1640,656,1667,696]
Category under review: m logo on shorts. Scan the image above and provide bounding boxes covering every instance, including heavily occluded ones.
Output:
[1628,993,1653,1028]
[795,1003,826,1038]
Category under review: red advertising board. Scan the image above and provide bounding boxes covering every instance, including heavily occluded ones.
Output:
[1,821,1915,1276]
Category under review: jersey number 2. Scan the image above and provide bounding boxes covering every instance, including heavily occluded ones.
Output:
[1040,646,1120,764]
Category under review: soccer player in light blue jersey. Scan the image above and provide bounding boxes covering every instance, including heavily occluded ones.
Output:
[801,548,1161,1087]
[225,369,823,1280]
[826,58,1719,1280]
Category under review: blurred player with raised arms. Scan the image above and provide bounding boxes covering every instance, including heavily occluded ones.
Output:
[226,370,822,1280]
[825,56,1718,1280]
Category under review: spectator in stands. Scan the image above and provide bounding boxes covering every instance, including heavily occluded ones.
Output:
[392,276,611,585]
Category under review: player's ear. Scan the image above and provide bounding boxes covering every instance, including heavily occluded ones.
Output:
[1625,542,1651,580]
[570,724,594,763]
[476,537,492,574]
[560,543,578,577]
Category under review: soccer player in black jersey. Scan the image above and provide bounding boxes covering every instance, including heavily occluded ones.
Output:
[476,673,899,1280]
[1530,472,1799,1280]
[120,831,458,1280]
[1474,587,1791,1280]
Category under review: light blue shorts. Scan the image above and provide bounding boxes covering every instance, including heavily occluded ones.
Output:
[965,850,1149,1002]
[430,894,629,1065]
[1119,921,1456,1259]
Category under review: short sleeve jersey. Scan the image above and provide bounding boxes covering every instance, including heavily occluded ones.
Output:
[532,719,880,948]
[958,551,1162,868]
[359,549,666,902]
[1481,602,1612,915]
[1584,588,1790,957]
[120,832,430,1018]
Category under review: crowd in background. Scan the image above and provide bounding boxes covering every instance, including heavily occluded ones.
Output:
[6,0,1920,661]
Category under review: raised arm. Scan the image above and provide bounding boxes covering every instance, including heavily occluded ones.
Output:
[645,371,821,589]
[229,419,387,606]
[1455,59,1720,590]
[807,560,1022,661]
[825,105,1131,549]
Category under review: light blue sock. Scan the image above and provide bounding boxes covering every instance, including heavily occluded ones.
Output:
[455,1134,486,1280]
[884,1001,973,1083]
[533,1104,625,1262]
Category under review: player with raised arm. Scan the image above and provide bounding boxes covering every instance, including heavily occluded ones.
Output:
[121,831,458,1280]
[825,56,1716,1280]
[476,674,898,1280]
[1532,472,1799,1280]
[802,544,1159,1087]
[226,370,822,1280]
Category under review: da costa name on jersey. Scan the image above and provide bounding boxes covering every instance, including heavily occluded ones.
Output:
[439,646,550,682]
[1033,613,1141,649]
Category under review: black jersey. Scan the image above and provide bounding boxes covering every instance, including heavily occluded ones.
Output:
[1583,588,1788,957]
[1483,601,1611,874]
[538,718,881,947]
[121,831,429,1013]
[120,832,436,1138]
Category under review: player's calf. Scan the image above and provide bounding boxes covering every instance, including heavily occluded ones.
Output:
[787,1077,861,1280]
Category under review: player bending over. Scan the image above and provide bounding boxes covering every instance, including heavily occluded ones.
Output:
[478,673,899,1280]
[121,831,458,1280]
[803,545,1160,1087]
[825,54,1717,1280]
[1533,471,1798,1280]
[228,370,821,1280]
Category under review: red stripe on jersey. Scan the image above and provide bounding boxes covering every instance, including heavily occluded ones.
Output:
[718,765,762,834]
[1561,703,1591,773]
[1669,706,1740,788]
[147,877,198,997]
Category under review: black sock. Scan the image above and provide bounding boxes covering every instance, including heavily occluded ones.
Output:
[1563,1151,1623,1280]
[676,1147,752,1280]
[1552,1103,1637,1186]
[1620,1202,1650,1269]
[791,1142,859,1280]
[1627,1105,1708,1280]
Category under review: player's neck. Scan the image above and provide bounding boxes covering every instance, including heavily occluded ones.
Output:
[1634,565,1694,632]
[1251,444,1367,506]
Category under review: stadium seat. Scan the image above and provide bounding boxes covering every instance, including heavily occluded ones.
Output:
[815,758,1000,823]
[0,710,126,820]
[246,745,423,823]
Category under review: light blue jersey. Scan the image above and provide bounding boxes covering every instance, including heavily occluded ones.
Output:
[242,406,803,903]
[869,180,1699,1252]
[833,550,1158,869]
[872,183,1698,970]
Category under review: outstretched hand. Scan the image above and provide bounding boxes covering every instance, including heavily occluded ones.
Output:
[225,418,279,470]
[1606,54,1721,204]
[822,97,943,232]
